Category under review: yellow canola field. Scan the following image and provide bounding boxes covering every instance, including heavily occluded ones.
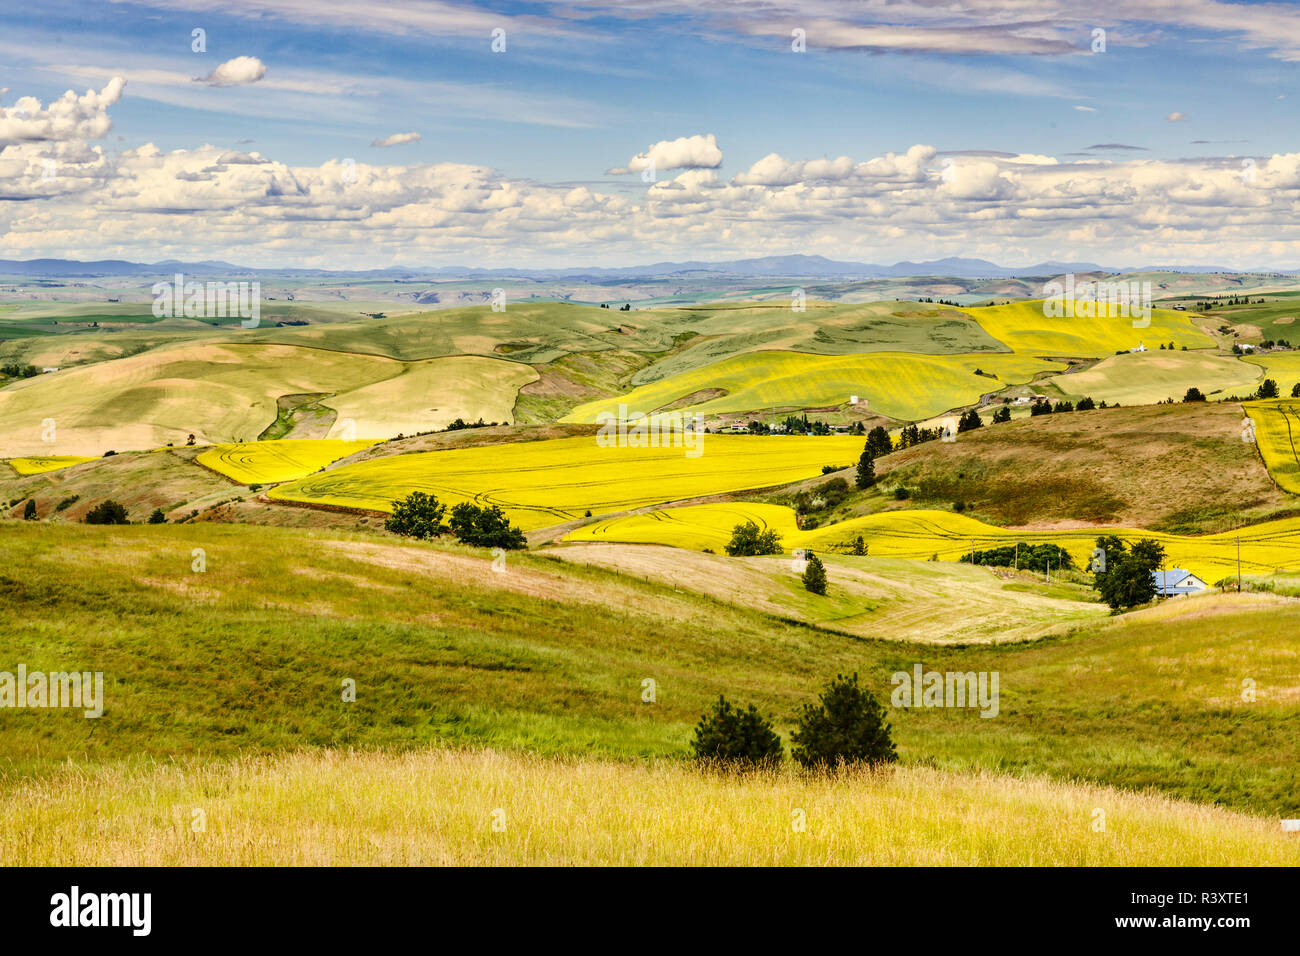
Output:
[563,350,1061,424]
[567,503,1300,584]
[196,439,379,484]
[4,455,100,475]
[962,300,1214,357]
[270,435,868,530]
[1245,399,1300,494]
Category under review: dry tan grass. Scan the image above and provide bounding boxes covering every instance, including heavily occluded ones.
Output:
[4,747,1295,866]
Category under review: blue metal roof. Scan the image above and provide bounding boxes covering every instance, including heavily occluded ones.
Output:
[1152,569,1206,593]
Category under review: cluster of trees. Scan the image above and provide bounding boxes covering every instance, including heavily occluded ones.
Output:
[1092,536,1166,611]
[894,423,943,450]
[1219,378,1299,402]
[735,415,859,435]
[1029,396,1099,416]
[956,409,984,432]
[724,520,782,556]
[960,542,1074,573]
[85,500,129,524]
[0,363,39,379]
[1196,296,1266,309]
[443,417,501,432]
[598,303,632,311]
[384,491,527,549]
[690,674,897,770]
[792,477,850,516]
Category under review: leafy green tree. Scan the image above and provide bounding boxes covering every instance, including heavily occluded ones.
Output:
[1075,396,1096,411]
[802,552,827,595]
[22,498,36,520]
[1291,382,1300,398]
[850,536,867,556]
[1182,387,1206,402]
[690,696,784,766]
[384,491,446,539]
[1257,378,1280,399]
[957,409,983,432]
[725,520,783,556]
[148,508,168,524]
[854,446,876,489]
[84,500,128,525]
[791,673,897,769]
[991,406,1011,423]
[1093,536,1165,610]
[447,502,527,549]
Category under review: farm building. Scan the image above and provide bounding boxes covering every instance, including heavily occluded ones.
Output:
[1152,569,1208,597]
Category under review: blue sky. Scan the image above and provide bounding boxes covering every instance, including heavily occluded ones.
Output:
[5,1,1300,268]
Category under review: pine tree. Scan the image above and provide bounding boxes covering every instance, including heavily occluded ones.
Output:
[802,552,827,595]
[855,446,876,489]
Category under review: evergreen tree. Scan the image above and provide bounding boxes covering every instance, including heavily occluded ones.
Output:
[790,674,897,769]
[802,552,827,595]
[855,446,876,489]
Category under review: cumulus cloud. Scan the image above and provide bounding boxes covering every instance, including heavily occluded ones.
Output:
[0,78,125,149]
[371,132,421,148]
[8,78,1300,270]
[194,56,267,87]
[1166,111,1188,122]
[626,134,722,174]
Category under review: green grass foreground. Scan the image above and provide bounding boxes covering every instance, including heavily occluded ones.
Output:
[0,523,1296,821]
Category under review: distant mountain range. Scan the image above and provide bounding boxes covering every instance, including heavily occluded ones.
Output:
[0,254,1285,280]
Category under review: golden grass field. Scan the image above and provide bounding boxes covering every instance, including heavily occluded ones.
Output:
[270,435,867,529]
[1246,399,1300,494]
[195,438,380,484]
[568,502,1300,583]
[1051,350,1261,406]
[5,747,1294,865]
[4,454,99,475]
[0,342,537,455]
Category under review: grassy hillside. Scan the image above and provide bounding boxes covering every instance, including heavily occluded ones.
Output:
[871,402,1288,532]
[6,749,1294,866]
[547,543,1105,644]
[0,342,540,455]
[0,523,1295,818]
[1048,350,1260,406]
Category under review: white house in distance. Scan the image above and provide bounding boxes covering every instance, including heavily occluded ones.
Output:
[1152,569,1208,597]
[1130,341,1147,353]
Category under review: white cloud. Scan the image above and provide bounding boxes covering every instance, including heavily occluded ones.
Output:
[10,81,1300,270]
[195,56,267,87]
[371,132,422,148]
[0,77,124,148]
[627,134,722,173]
[1166,111,1188,122]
